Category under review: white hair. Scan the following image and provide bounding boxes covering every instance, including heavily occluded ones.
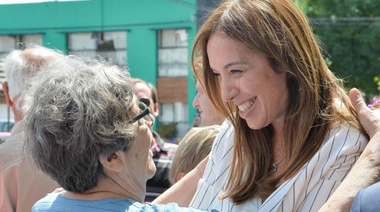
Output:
[3,44,62,110]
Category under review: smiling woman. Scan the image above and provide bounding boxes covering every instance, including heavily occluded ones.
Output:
[185,0,368,211]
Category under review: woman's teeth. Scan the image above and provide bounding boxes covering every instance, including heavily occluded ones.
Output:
[238,100,254,112]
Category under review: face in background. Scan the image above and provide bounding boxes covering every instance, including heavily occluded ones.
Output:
[206,33,289,131]
[133,82,159,117]
[193,80,224,126]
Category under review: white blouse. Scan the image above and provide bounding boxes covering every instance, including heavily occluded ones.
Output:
[190,120,368,212]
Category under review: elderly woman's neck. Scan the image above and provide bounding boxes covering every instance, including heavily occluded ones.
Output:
[62,178,145,202]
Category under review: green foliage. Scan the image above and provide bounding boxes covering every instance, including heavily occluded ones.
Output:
[375,76,380,91]
[298,0,380,96]
[157,122,177,139]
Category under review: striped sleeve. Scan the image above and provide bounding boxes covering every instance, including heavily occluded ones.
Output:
[190,120,235,210]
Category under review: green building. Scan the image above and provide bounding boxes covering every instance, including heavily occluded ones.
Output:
[0,0,219,138]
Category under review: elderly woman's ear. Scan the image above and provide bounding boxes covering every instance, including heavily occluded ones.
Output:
[99,152,124,173]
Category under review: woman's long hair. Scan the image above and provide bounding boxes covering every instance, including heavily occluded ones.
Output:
[191,0,364,203]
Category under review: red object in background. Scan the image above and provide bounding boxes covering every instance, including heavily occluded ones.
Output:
[0,132,10,137]
[0,132,11,144]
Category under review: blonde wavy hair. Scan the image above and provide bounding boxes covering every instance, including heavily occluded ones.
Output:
[169,125,220,184]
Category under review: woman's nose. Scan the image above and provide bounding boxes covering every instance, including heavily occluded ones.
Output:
[193,93,200,108]
[220,76,237,102]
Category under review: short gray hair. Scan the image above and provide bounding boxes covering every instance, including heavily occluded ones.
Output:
[23,55,137,193]
[3,44,62,110]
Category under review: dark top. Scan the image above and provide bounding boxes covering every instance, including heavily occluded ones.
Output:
[145,131,177,202]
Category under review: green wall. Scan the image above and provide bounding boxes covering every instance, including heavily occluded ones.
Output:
[0,0,198,127]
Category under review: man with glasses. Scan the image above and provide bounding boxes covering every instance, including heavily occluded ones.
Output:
[131,78,178,202]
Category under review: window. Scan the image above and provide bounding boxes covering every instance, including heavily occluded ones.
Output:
[159,102,189,139]
[157,29,189,138]
[0,34,42,59]
[68,31,127,66]
[158,29,188,77]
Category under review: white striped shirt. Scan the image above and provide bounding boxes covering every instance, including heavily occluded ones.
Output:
[190,120,368,212]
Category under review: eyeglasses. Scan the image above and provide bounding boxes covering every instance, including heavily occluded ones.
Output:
[139,98,151,107]
[129,102,150,123]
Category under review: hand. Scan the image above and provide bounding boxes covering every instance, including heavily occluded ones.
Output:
[319,88,380,212]
[349,88,380,138]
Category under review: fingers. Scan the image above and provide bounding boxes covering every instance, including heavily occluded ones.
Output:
[349,88,380,138]
[349,88,371,116]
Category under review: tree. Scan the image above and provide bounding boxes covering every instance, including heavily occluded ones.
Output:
[296,0,380,96]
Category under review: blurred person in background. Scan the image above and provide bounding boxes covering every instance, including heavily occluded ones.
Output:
[131,78,177,202]
[192,56,224,127]
[0,44,60,212]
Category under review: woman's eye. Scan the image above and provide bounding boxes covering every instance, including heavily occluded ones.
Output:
[231,69,243,74]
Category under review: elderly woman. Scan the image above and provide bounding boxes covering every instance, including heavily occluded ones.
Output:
[23,55,216,212]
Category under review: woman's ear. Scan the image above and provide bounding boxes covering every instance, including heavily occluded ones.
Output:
[2,81,13,107]
[99,152,124,172]
[152,102,159,117]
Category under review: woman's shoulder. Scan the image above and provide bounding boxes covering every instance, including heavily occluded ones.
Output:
[32,194,219,212]
[324,122,368,153]
[32,193,138,211]
[329,122,367,141]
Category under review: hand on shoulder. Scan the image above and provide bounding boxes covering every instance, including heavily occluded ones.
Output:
[349,88,380,138]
